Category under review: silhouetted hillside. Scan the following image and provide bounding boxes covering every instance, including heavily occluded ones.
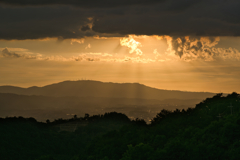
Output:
[0,80,216,100]
[1,93,240,160]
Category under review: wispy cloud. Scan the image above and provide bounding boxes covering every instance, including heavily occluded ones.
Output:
[85,44,91,49]
[1,48,39,59]
[70,38,85,45]
[0,48,108,62]
[89,52,112,57]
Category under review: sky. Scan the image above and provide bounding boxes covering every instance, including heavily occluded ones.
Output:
[1,0,240,93]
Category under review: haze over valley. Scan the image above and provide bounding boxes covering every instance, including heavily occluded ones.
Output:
[0,80,216,122]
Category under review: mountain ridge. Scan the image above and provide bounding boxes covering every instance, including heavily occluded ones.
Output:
[0,80,216,100]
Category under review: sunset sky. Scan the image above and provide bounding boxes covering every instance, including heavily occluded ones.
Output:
[1,0,240,93]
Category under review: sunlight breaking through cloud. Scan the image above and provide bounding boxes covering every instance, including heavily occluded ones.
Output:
[120,35,143,55]
[2,35,240,63]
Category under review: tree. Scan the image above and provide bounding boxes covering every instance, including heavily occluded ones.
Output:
[74,115,77,119]
[46,119,50,124]
[121,143,154,160]
[84,113,90,120]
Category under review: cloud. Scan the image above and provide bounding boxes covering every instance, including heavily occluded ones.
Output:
[0,0,165,8]
[70,38,85,45]
[120,35,143,55]
[153,49,162,60]
[39,54,101,62]
[1,48,38,59]
[163,36,240,62]
[85,44,91,49]
[81,25,91,31]
[2,48,22,58]
[1,1,240,40]
[0,6,102,40]
[0,47,155,63]
[72,55,100,62]
[89,52,112,57]
[122,56,155,63]
[0,48,109,62]
[212,47,240,61]
[2,37,240,63]
[91,0,240,36]
[0,47,29,52]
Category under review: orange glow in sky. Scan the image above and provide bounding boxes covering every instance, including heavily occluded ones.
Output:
[1,35,240,93]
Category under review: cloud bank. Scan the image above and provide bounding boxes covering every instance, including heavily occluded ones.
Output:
[1,0,240,40]
[164,36,240,61]
[2,35,240,64]
[0,0,165,8]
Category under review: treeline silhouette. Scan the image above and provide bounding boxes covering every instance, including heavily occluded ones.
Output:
[1,92,240,160]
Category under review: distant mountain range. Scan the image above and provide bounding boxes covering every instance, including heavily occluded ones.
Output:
[0,80,221,122]
[0,80,216,100]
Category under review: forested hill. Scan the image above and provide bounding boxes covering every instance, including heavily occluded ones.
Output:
[1,92,240,160]
[0,80,215,100]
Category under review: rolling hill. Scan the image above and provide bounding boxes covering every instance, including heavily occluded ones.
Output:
[0,80,216,100]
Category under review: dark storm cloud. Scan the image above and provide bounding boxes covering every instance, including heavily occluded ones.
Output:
[0,0,165,8]
[92,1,240,36]
[81,25,91,31]
[1,0,240,40]
[0,6,97,40]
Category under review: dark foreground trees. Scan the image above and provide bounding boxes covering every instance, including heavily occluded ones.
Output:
[1,92,240,160]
